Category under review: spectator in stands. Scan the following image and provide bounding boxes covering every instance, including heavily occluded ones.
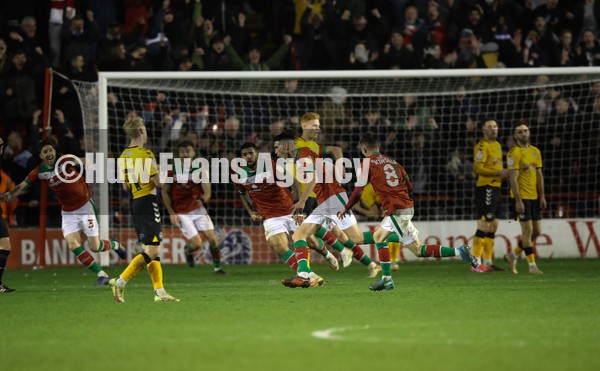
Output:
[421,42,457,68]
[203,36,234,71]
[552,29,576,66]
[399,5,424,51]
[1,50,38,132]
[319,86,353,143]
[359,107,391,148]
[346,40,377,69]
[420,2,447,52]
[226,35,293,71]
[7,16,48,70]
[61,12,100,69]
[49,0,76,67]
[337,12,379,64]
[533,15,557,53]
[299,6,337,70]
[162,0,194,63]
[532,0,566,34]
[454,28,496,68]
[523,30,549,66]
[574,30,600,66]
[568,0,600,44]
[221,116,244,157]
[378,31,419,69]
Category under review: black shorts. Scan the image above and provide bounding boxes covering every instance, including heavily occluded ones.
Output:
[509,199,541,222]
[0,212,8,239]
[475,186,502,221]
[304,197,319,216]
[131,195,162,245]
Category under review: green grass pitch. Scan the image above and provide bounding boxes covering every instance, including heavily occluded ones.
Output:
[2,259,599,371]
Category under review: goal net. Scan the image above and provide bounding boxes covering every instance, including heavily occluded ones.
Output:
[70,68,600,265]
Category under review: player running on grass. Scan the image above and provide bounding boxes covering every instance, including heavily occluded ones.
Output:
[338,133,478,290]
[109,117,178,302]
[161,141,225,274]
[295,113,356,267]
[237,143,338,286]
[0,140,127,286]
[273,133,380,288]
[293,112,381,274]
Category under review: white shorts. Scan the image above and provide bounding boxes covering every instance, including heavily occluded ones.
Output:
[380,208,419,245]
[263,215,297,241]
[178,207,215,240]
[62,200,99,237]
[304,193,358,231]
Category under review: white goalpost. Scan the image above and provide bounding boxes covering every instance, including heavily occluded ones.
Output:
[68,68,600,265]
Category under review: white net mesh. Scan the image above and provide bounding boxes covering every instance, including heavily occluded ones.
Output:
[71,69,600,264]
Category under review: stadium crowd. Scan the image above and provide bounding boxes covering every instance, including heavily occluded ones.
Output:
[0,0,599,228]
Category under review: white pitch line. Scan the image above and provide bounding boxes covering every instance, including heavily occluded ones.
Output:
[312,325,371,341]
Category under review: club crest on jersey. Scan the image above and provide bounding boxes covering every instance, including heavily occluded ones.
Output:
[476,150,483,161]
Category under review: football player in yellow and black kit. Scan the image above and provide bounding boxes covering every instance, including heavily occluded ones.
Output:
[109,117,179,302]
[504,123,546,274]
[471,119,509,272]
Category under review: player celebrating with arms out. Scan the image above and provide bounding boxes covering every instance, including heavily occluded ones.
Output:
[162,141,225,274]
[338,133,478,290]
[1,140,126,286]
[504,123,546,274]
[237,143,338,286]
[109,117,178,302]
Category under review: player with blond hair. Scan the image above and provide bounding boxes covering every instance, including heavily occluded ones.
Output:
[109,117,179,302]
[471,119,510,272]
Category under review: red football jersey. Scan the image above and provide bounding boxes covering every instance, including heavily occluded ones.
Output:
[168,169,205,214]
[237,161,293,219]
[295,147,345,204]
[25,157,91,212]
[361,153,413,215]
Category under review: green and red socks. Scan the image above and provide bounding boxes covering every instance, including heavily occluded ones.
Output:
[98,239,119,252]
[293,240,311,277]
[344,239,373,266]
[281,250,298,271]
[376,242,391,278]
[315,228,346,253]
[420,244,459,258]
[72,246,106,277]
